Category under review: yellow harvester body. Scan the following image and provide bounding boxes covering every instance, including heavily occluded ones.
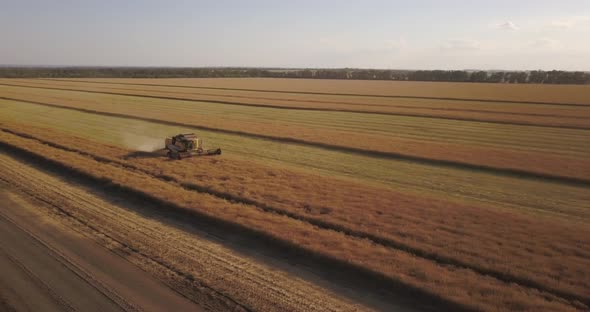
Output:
[164,133,221,159]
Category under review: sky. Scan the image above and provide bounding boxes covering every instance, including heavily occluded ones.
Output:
[1,0,589,70]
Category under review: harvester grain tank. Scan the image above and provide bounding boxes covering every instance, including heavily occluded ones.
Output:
[165,133,221,159]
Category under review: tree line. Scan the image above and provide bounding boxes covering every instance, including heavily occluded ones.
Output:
[0,67,588,84]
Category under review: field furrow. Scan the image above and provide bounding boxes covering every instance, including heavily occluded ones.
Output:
[2,77,589,312]
[1,85,589,183]
[42,78,590,105]
[1,121,589,309]
[0,152,368,312]
[3,80,590,131]
[7,79,590,123]
[1,99,588,218]
[1,125,587,311]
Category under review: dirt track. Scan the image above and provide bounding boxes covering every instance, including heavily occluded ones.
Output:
[0,187,202,312]
[0,152,407,312]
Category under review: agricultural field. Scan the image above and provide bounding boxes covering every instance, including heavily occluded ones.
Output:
[0,78,589,311]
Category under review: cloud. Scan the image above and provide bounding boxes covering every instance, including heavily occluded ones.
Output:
[550,16,590,28]
[441,39,480,50]
[497,21,520,31]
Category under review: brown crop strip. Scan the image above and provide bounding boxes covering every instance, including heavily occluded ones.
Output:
[1,125,589,307]
[22,79,590,120]
[0,132,494,312]
[44,78,590,107]
[1,95,589,188]
[2,82,589,130]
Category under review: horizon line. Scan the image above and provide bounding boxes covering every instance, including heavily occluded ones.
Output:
[1,64,588,72]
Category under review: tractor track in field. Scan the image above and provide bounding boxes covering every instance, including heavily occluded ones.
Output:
[18,79,590,120]
[2,82,590,130]
[41,78,590,107]
[1,95,589,188]
[1,127,588,308]
[0,211,141,312]
[0,152,387,312]
[0,170,256,312]
[0,246,78,312]
[0,173,251,312]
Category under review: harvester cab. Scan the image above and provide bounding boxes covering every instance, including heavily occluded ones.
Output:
[165,133,221,159]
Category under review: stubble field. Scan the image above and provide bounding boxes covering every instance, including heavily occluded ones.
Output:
[0,78,589,311]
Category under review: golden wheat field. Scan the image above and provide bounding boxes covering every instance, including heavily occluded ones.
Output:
[0,78,589,312]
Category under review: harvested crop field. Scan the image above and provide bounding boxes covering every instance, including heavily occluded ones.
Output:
[0,78,589,312]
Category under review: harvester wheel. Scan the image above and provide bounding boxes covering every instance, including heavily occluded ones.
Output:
[176,153,182,160]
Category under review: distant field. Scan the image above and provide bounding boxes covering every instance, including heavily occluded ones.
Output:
[38,77,590,104]
[1,82,589,183]
[2,79,590,128]
[0,78,589,311]
[0,99,587,217]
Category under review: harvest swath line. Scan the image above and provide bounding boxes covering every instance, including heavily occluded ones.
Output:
[0,155,352,312]
[4,125,587,305]
[7,97,588,219]
[0,209,142,312]
[389,106,590,118]
[0,244,78,311]
[46,78,590,107]
[2,95,589,188]
[0,129,586,311]
[0,136,473,312]
[5,83,588,161]
[5,119,588,268]
[0,187,254,312]
[2,82,588,130]
[22,79,590,120]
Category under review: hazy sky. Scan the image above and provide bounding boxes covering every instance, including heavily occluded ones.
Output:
[1,0,589,70]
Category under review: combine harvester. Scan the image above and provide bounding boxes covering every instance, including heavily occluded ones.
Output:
[165,133,222,160]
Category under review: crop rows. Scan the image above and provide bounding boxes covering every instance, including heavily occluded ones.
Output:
[1,84,589,183]
[4,79,590,128]
[1,78,588,311]
[0,98,588,220]
[0,124,587,311]
[4,118,590,304]
[5,79,590,135]
[0,153,364,312]
[2,121,590,302]
[43,77,590,105]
